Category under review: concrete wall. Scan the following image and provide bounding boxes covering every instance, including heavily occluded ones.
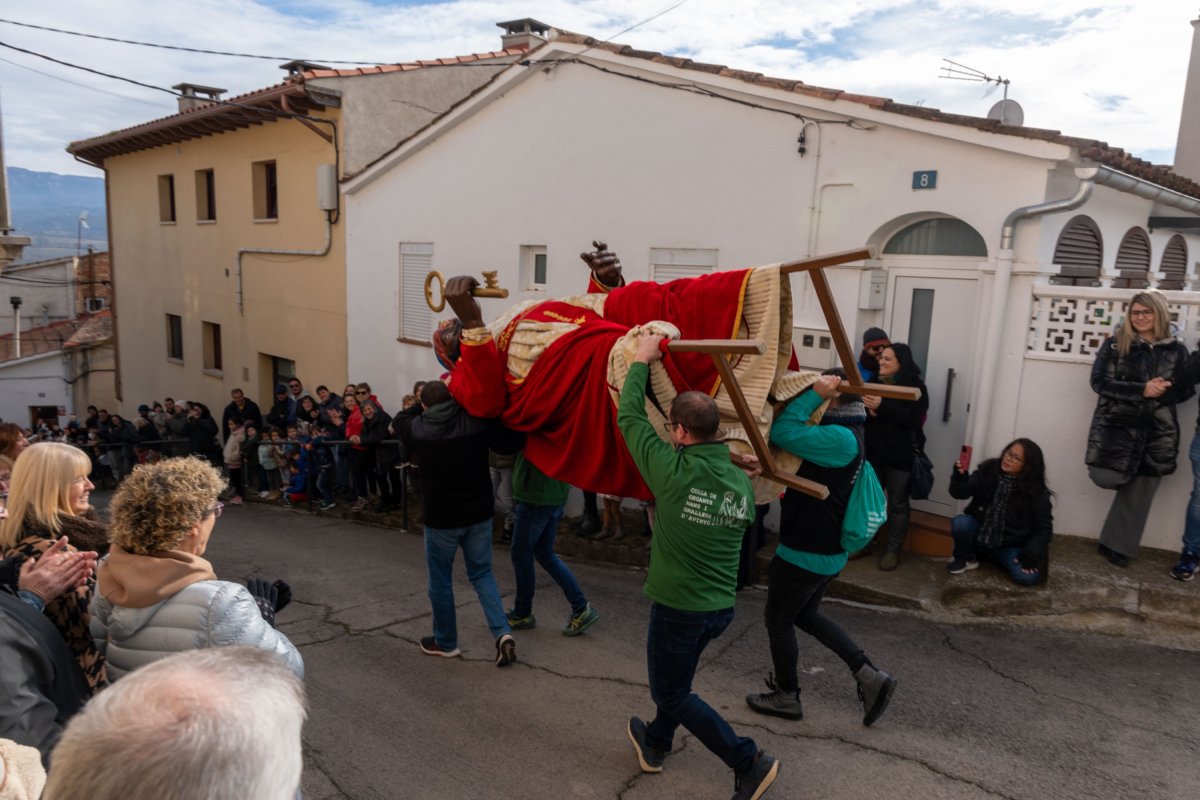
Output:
[0,258,74,333]
[0,351,69,426]
[102,112,347,418]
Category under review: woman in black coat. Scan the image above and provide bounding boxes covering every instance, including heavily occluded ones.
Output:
[185,403,221,467]
[947,438,1053,586]
[1087,290,1192,566]
[863,343,929,571]
[358,400,401,514]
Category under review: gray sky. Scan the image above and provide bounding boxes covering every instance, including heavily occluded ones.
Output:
[0,0,1194,176]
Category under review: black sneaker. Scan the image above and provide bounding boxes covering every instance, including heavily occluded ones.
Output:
[745,675,803,720]
[419,636,461,658]
[732,751,780,800]
[496,633,517,667]
[1170,553,1199,581]
[626,717,664,773]
[946,558,979,575]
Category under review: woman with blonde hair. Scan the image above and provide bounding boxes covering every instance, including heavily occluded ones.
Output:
[1,442,110,692]
[1087,290,1192,566]
[91,456,302,680]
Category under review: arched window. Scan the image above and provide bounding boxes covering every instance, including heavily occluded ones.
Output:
[1159,234,1188,290]
[1111,227,1151,289]
[1050,215,1102,286]
[882,217,987,257]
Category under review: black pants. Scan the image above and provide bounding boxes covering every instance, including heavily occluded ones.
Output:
[764,555,865,693]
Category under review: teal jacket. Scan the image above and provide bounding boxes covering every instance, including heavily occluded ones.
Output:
[617,362,754,611]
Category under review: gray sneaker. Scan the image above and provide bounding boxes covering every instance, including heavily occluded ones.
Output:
[626,717,664,773]
[732,751,780,800]
[854,662,897,726]
[745,675,803,720]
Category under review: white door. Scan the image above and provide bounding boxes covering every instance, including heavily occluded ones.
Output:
[889,276,978,516]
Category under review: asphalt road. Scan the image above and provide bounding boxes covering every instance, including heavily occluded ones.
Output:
[196,501,1199,800]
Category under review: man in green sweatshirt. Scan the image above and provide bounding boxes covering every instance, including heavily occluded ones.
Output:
[619,331,780,800]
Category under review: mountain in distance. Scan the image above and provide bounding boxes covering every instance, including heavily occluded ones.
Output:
[6,166,108,263]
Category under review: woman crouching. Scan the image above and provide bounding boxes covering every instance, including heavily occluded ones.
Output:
[946,438,1053,586]
[91,457,303,680]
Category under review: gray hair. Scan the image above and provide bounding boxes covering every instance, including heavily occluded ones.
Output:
[44,647,306,800]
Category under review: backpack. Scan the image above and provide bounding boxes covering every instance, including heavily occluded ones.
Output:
[841,459,887,553]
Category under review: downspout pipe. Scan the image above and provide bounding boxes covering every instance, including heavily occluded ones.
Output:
[236,212,333,314]
[969,166,1098,458]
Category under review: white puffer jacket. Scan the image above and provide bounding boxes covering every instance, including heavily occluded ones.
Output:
[90,580,304,681]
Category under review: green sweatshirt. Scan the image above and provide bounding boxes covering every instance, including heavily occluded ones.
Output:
[617,362,754,611]
[512,452,570,507]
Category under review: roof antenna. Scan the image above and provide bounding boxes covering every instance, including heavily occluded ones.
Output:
[939,59,1023,126]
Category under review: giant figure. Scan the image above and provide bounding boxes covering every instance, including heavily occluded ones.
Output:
[436,244,806,501]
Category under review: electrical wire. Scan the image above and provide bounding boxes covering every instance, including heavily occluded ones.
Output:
[0,17,390,65]
[0,55,174,109]
[573,0,692,60]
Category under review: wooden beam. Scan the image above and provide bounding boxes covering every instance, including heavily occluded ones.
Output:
[668,339,766,355]
[709,350,830,500]
[778,247,874,275]
[807,267,863,387]
[837,381,921,401]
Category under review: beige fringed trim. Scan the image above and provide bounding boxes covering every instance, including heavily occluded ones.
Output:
[607,322,682,443]
[460,326,492,344]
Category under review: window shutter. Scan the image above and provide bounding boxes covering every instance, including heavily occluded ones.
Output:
[1112,228,1151,289]
[1159,235,1188,290]
[1050,216,1102,286]
[400,243,433,342]
[650,248,718,283]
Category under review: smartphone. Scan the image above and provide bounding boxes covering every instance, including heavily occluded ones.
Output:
[957,445,973,473]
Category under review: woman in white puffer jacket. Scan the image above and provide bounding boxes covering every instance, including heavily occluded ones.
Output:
[90,457,302,681]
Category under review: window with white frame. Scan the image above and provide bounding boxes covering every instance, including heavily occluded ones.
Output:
[521,245,548,290]
[399,243,434,343]
[650,248,719,283]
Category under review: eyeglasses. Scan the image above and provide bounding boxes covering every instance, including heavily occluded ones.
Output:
[205,501,224,520]
[1128,309,1154,318]
[355,390,368,396]
[1002,450,1025,463]
[865,344,886,353]
[662,421,684,434]
[288,383,301,389]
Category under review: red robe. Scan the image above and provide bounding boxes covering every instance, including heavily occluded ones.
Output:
[449,270,756,499]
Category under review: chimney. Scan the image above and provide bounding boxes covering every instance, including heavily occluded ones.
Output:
[171,83,227,113]
[496,18,550,51]
[1174,18,1200,182]
[279,60,330,78]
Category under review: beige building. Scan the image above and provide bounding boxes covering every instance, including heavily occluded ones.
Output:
[67,20,542,413]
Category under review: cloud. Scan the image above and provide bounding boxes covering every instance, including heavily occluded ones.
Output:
[0,0,1194,175]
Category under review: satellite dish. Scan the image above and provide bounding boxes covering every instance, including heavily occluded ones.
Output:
[987,99,1024,126]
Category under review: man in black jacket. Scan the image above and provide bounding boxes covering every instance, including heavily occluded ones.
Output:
[396,381,517,666]
[222,389,263,443]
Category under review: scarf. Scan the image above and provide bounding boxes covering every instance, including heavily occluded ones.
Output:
[820,398,867,427]
[978,473,1015,549]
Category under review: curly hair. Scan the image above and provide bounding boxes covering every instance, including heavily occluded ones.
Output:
[0,422,27,460]
[108,457,226,555]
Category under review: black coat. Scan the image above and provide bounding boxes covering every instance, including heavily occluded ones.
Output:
[865,376,930,471]
[359,409,401,471]
[266,397,290,431]
[186,415,221,463]
[222,399,263,439]
[949,460,1053,567]
[1086,336,1192,479]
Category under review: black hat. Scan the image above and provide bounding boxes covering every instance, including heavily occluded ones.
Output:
[862,327,890,347]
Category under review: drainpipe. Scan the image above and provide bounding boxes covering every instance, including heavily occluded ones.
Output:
[969,166,1098,458]
[236,212,333,314]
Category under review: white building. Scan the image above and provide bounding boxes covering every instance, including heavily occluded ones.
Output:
[343,24,1200,553]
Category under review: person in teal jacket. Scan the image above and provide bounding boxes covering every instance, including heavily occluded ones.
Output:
[619,331,780,800]
[744,370,897,727]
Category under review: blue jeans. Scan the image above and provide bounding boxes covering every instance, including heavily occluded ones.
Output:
[951,514,1040,586]
[424,520,511,650]
[644,603,757,772]
[510,502,586,617]
[1183,434,1200,557]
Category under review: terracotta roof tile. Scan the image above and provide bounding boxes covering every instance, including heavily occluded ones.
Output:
[298,46,527,80]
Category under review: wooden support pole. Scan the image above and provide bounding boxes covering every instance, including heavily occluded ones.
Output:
[667,339,766,355]
[807,267,863,387]
[708,349,830,500]
[836,381,921,401]
[778,247,874,276]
